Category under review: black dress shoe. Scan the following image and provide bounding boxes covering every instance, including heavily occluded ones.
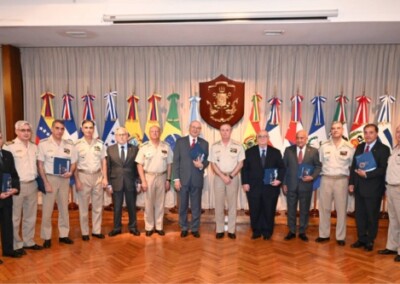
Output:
[337,240,346,246]
[91,233,105,239]
[378,248,397,255]
[3,251,22,258]
[364,243,374,251]
[228,233,236,239]
[59,237,74,244]
[394,255,400,262]
[155,230,165,236]
[24,244,43,250]
[284,232,296,241]
[216,232,224,239]
[108,230,122,237]
[0,259,3,265]
[145,230,154,237]
[130,229,141,236]
[192,231,200,238]
[82,235,90,241]
[350,240,365,248]
[43,240,51,248]
[299,233,309,242]
[251,233,261,240]
[181,230,188,238]
[16,248,26,256]
[263,234,271,240]
[315,237,330,243]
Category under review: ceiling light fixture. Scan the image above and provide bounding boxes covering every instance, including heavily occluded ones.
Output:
[264,30,285,36]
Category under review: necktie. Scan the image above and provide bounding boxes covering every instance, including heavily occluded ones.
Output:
[298,148,303,164]
[191,138,196,149]
[365,145,370,153]
[0,152,3,169]
[120,145,125,162]
[261,149,266,167]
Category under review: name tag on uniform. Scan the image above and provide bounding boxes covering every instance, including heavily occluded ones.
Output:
[340,151,347,156]
[230,148,237,153]
[64,148,70,154]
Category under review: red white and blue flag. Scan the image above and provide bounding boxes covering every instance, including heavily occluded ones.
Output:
[377,94,396,149]
[125,94,143,146]
[102,91,121,147]
[283,91,304,148]
[79,92,99,139]
[35,92,55,144]
[265,96,284,153]
[143,93,161,142]
[61,93,78,142]
[349,94,371,148]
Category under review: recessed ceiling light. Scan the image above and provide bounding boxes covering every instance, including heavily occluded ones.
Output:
[264,30,285,36]
[65,31,88,38]
[57,30,97,39]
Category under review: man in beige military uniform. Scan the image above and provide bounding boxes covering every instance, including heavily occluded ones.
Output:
[136,126,173,236]
[74,120,107,241]
[378,124,400,261]
[209,123,245,239]
[38,120,77,248]
[3,121,43,254]
[316,121,355,246]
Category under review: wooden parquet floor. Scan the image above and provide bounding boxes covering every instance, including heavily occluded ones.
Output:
[0,208,399,283]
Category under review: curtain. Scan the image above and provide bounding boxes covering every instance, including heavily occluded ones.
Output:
[0,46,7,137]
[20,45,400,209]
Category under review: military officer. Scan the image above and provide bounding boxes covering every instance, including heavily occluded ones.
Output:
[37,120,77,248]
[3,121,43,254]
[136,126,173,236]
[74,120,108,241]
[209,123,245,239]
[316,121,355,246]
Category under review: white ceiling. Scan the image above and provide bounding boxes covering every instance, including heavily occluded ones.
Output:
[1,0,400,47]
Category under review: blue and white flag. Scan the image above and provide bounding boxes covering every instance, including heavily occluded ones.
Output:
[189,95,201,123]
[377,94,396,149]
[61,93,78,142]
[265,96,284,154]
[102,91,121,147]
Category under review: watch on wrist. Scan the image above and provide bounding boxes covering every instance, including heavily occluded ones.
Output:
[229,174,234,179]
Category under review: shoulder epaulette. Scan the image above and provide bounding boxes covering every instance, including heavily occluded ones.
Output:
[40,138,49,142]
[142,141,149,146]
[75,140,83,145]
[321,140,330,146]
[29,140,35,144]
[230,139,241,145]
[5,141,15,146]
[212,140,221,146]
[96,138,104,144]
[344,141,354,148]
[64,139,74,145]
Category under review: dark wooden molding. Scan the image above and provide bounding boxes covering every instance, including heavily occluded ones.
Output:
[2,45,24,139]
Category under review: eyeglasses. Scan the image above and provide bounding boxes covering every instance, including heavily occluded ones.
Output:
[19,129,32,132]
[257,135,269,139]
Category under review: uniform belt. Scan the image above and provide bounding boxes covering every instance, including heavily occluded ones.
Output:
[144,171,167,176]
[78,169,101,174]
[20,180,35,184]
[322,175,347,179]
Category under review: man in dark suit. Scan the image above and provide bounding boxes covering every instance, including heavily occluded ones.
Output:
[349,123,390,251]
[241,130,285,240]
[282,130,321,242]
[173,120,209,238]
[0,131,21,264]
[105,127,140,237]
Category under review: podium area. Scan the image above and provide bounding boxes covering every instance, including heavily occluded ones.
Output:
[0,208,397,283]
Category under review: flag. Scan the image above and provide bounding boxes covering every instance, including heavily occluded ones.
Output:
[308,95,328,190]
[243,93,262,149]
[349,94,371,148]
[161,93,182,150]
[377,94,396,149]
[332,93,349,140]
[61,93,78,142]
[125,94,143,146]
[283,91,304,148]
[265,96,284,153]
[189,95,201,123]
[101,91,121,147]
[308,95,327,149]
[35,92,55,144]
[143,93,161,143]
[79,93,99,139]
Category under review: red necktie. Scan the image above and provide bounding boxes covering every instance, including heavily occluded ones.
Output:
[191,138,196,149]
[298,148,303,164]
[365,145,370,153]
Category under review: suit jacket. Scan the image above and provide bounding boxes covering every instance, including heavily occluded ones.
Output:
[241,145,285,189]
[283,145,321,192]
[106,143,138,192]
[173,136,209,187]
[349,140,390,198]
[0,149,20,208]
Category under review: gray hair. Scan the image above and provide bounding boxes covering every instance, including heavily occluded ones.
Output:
[15,120,32,130]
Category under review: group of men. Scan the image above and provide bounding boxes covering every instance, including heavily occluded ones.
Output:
[1,118,400,264]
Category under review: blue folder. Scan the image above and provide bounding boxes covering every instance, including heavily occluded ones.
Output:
[356,151,377,172]
[263,168,278,185]
[2,173,12,192]
[190,143,205,161]
[298,163,315,179]
[53,157,71,175]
